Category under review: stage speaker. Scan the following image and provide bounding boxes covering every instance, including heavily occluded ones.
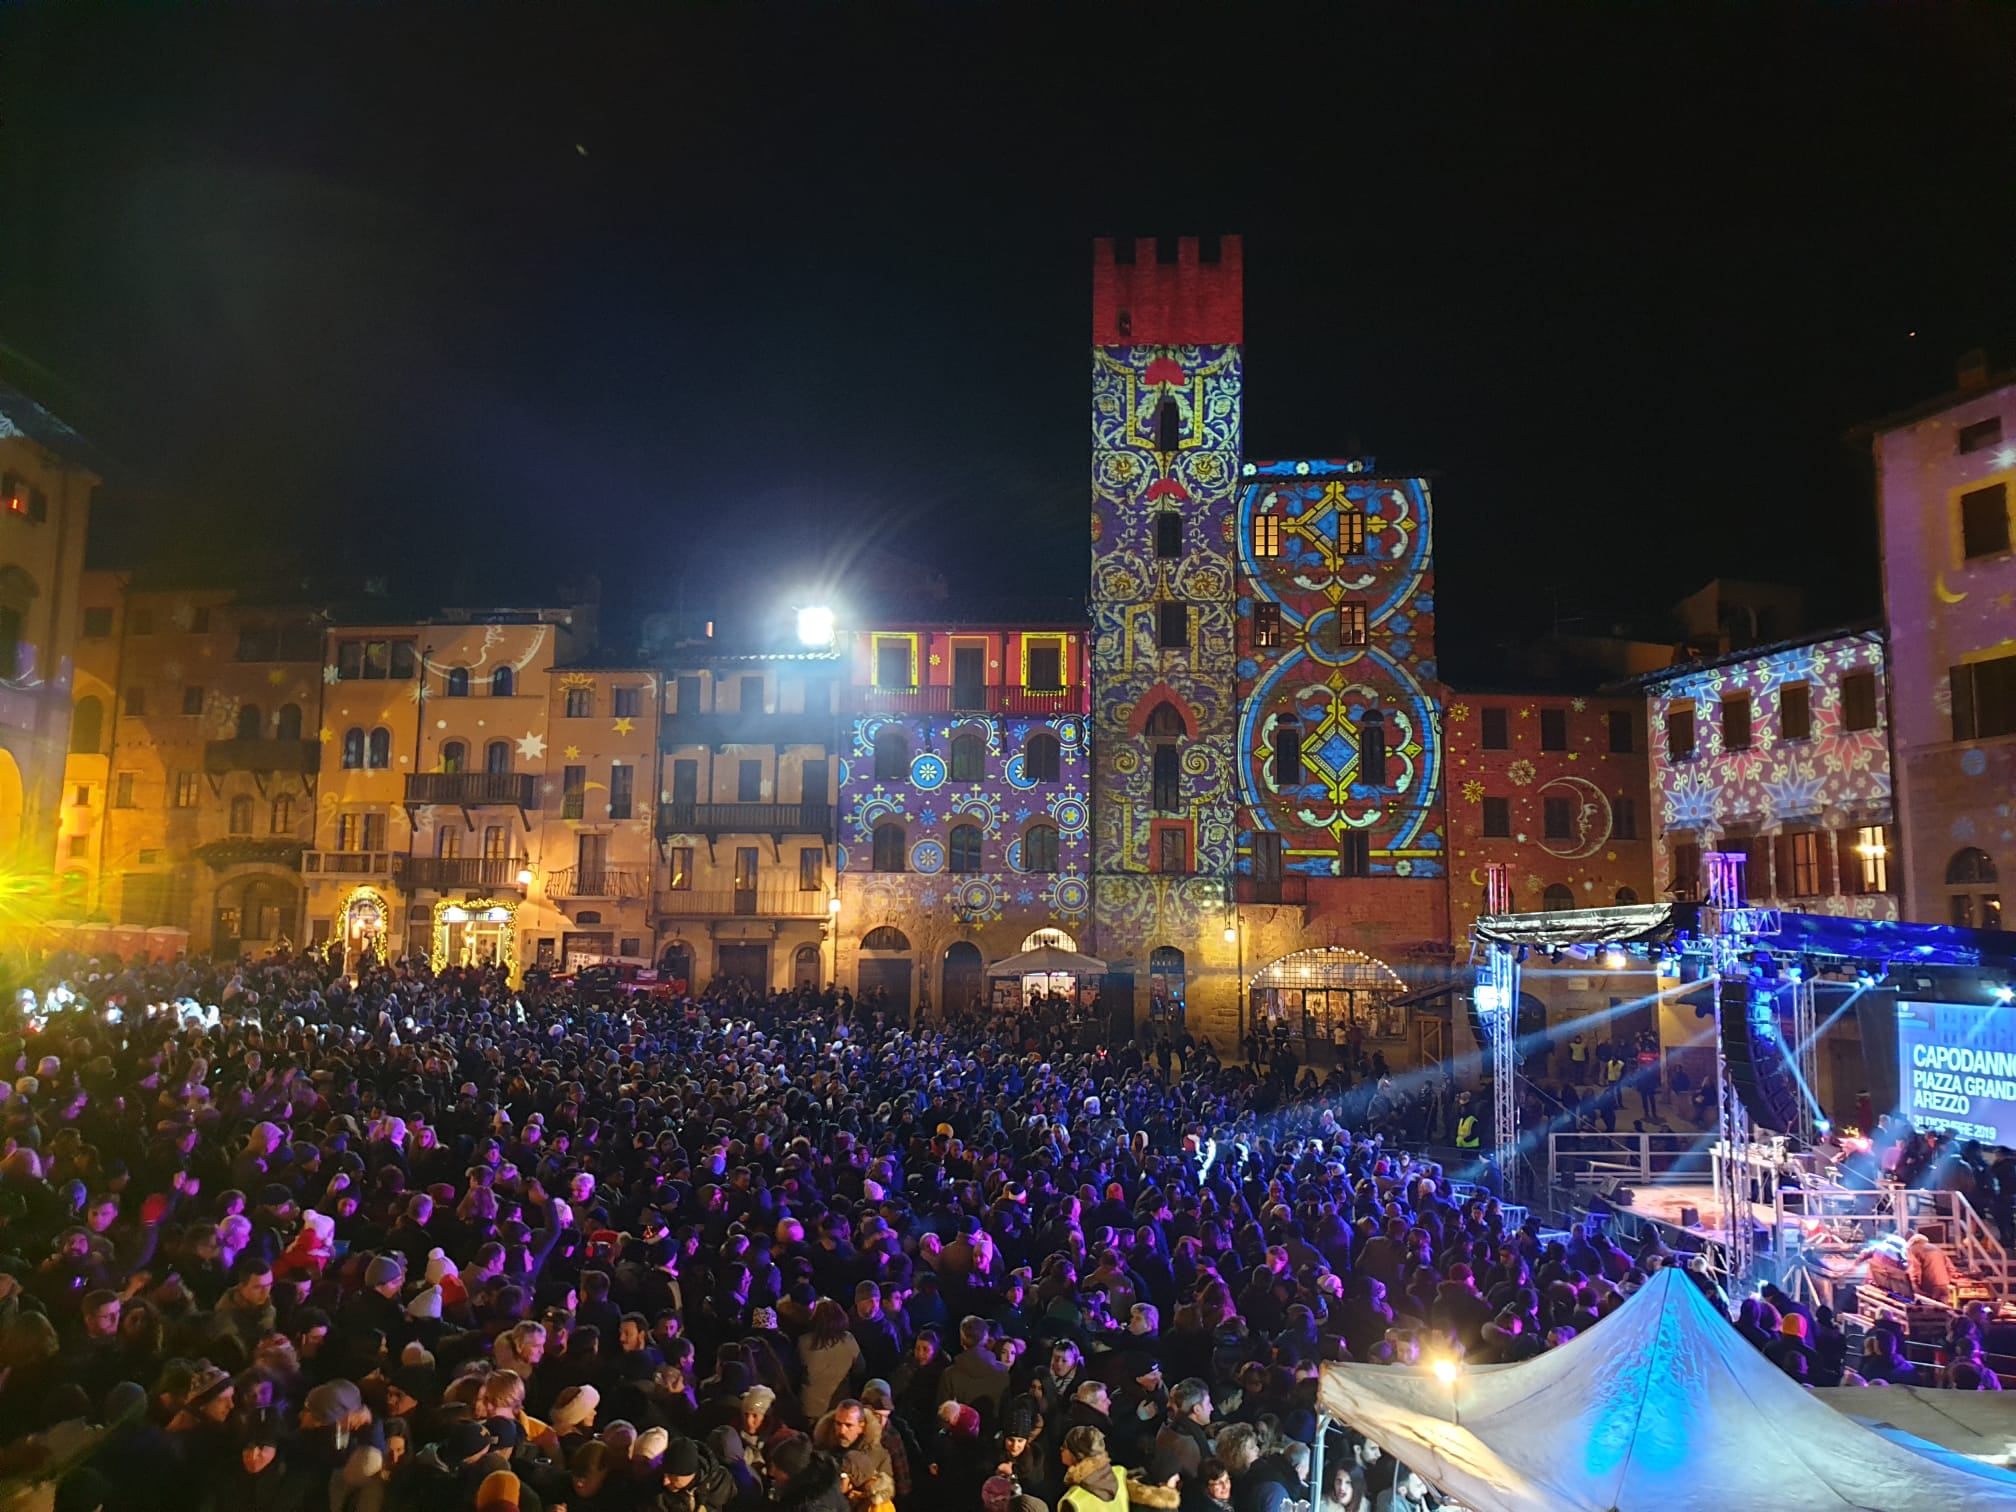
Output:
[1679,1204,1700,1228]
[1719,978,1805,1135]
[1612,1186,1636,1208]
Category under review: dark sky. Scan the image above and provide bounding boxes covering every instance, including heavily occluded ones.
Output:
[5,4,2015,667]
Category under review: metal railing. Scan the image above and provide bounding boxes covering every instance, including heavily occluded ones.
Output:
[403,772,537,808]
[305,851,392,876]
[545,865,652,900]
[654,802,832,838]
[656,884,833,918]
[1547,1131,1716,1194]
[393,855,530,891]
[846,684,1088,716]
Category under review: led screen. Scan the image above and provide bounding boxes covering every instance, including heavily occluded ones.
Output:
[1897,999,2016,1144]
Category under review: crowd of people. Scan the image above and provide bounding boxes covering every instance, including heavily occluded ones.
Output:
[0,948,1981,1512]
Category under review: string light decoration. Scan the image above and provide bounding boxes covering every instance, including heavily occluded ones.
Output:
[430,896,520,980]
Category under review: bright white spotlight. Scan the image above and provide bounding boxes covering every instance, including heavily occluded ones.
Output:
[1223,926,1238,944]
[1431,1358,1458,1384]
[1472,984,1506,1015]
[797,605,835,646]
[1603,947,1628,970]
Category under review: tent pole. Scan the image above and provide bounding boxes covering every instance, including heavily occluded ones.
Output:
[1311,1413,1329,1508]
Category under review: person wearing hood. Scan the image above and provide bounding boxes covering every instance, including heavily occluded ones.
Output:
[1059,1424,1128,1512]
[812,1399,894,1506]
[1126,1448,1184,1512]
[767,1433,851,1512]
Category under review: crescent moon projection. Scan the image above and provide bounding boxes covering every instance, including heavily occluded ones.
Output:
[1538,775,1614,860]
[1936,572,1968,605]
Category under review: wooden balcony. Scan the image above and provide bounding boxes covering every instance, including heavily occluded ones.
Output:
[403,772,537,810]
[656,883,834,919]
[654,802,833,840]
[305,850,392,877]
[846,684,1087,717]
[393,855,531,891]
[660,711,835,750]
[545,865,652,900]
[204,738,322,775]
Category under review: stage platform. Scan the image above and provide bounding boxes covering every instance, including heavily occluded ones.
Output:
[1609,1182,1779,1247]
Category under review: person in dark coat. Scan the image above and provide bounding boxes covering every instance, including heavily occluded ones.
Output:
[768,1434,851,1512]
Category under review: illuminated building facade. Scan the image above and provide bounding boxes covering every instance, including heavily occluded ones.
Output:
[1087,236,1245,1030]
[1639,629,1896,918]
[1234,459,1449,970]
[654,647,839,994]
[1871,370,2016,932]
[835,618,1091,1015]
[0,386,97,871]
[537,663,658,972]
[63,575,324,953]
[1442,690,1654,935]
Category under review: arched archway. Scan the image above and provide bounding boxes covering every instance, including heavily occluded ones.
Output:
[942,940,983,1014]
[69,696,103,754]
[1248,946,1405,1046]
[858,926,914,1019]
[1022,927,1077,952]
[1149,945,1186,1014]
[214,871,300,957]
[793,942,822,988]
[659,940,695,990]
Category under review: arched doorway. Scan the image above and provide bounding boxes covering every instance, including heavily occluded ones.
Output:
[943,940,983,1014]
[858,925,914,1018]
[1022,927,1077,952]
[214,873,300,958]
[337,886,390,970]
[1249,946,1406,1052]
[793,942,822,989]
[659,940,695,992]
[1149,945,1186,1017]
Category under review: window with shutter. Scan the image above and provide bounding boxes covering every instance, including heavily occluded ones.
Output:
[1780,683,1812,741]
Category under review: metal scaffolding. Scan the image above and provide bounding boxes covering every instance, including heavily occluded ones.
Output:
[1703,849,1777,1289]
[1482,864,1521,1194]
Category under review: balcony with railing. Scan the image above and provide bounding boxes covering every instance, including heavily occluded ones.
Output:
[846,683,1088,716]
[204,738,323,775]
[545,865,652,900]
[392,855,531,891]
[660,711,835,749]
[656,882,834,918]
[654,802,833,839]
[403,772,537,809]
[305,851,393,877]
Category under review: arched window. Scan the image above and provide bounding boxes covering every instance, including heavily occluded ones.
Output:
[1614,886,1639,905]
[446,666,470,697]
[1144,701,1189,739]
[367,727,391,769]
[68,696,102,754]
[342,728,365,769]
[872,822,907,872]
[271,795,295,834]
[438,825,463,859]
[491,666,514,697]
[1273,716,1303,786]
[1024,822,1060,873]
[949,732,985,783]
[1948,847,1999,885]
[1947,847,2004,930]
[793,942,822,988]
[1542,883,1576,911]
[236,703,263,741]
[1152,744,1181,813]
[228,795,254,834]
[862,926,912,951]
[949,823,984,873]
[873,726,910,782]
[486,740,512,774]
[1025,730,1061,783]
[441,741,467,774]
[483,824,507,859]
[1149,945,1186,1007]
[275,703,302,741]
[1359,710,1388,788]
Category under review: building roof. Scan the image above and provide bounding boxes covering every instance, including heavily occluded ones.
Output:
[0,380,106,473]
[1620,622,1885,693]
[1858,370,2016,437]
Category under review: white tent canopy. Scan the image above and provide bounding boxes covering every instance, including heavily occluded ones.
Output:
[1317,1268,2016,1512]
[984,945,1107,977]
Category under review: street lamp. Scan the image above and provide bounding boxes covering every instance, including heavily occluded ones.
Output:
[797,605,835,647]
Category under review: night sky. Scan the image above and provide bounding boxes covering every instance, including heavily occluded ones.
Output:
[5,4,2015,667]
